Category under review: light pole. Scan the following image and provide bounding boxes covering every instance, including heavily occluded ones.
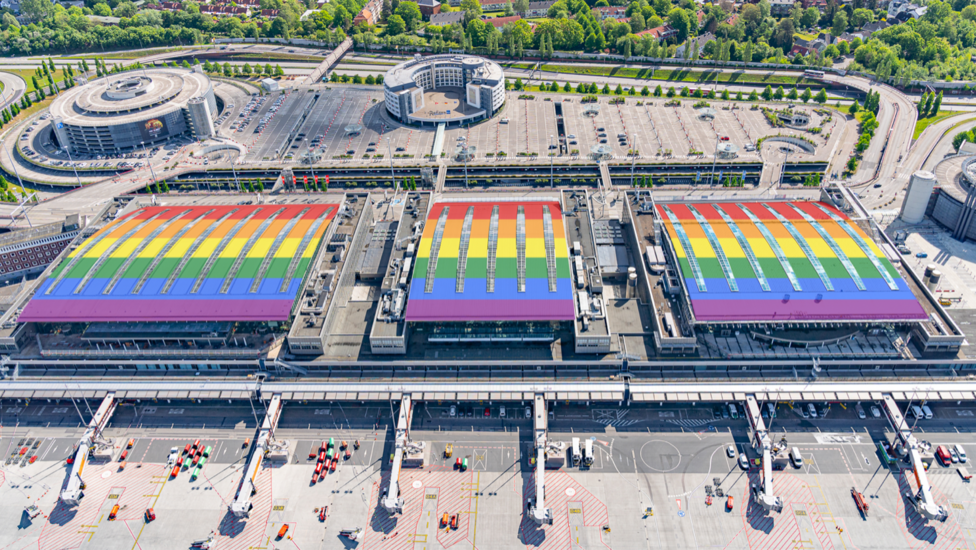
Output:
[4,146,31,227]
[710,133,719,186]
[630,133,636,189]
[307,138,317,191]
[779,147,790,188]
[61,146,82,188]
[386,129,396,192]
[549,134,554,188]
[462,145,469,189]
[141,141,160,191]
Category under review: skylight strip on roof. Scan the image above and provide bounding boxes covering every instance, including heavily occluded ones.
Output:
[424,207,449,293]
[781,204,865,291]
[456,207,474,293]
[812,203,899,290]
[734,204,802,291]
[661,205,707,292]
[760,204,835,291]
[711,205,771,292]
[686,205,739,292]
[161,209,239,294]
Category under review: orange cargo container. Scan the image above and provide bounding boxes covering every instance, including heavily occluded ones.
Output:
[109,505,120,520]
[277,525,288,539]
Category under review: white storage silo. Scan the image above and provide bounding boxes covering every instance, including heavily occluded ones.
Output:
[900,171,937,224]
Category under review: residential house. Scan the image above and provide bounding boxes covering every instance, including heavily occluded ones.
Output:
[790,34,831,55]
[523,0,555,17]
[146,2,181,10]
[353,0,382,25]
[480,0,509,9]
[417,0,441,17]
[768,0,794,17]
[200,5,247,15]
[2,0,21,13]
[260,9,279,16]
[488,14,522,27]
[675,31,712,56]
[800,0,827,10]
[430,11,465,25]
[888,0,926,21]
[592,5,627,19]
[635,24,677,40]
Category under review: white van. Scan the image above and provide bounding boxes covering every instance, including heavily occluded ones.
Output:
[767,403,776,419]
[921,405,933,419]
[910,405,925,420]
[807,404,817,418]
[500,406,506,418]
[956,444,968,463]
[583,439,594,466]
[571,437,581,466]
[728,404,738,419]
[790,447,803,468]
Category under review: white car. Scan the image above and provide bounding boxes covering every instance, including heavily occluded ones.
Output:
[738,454,749,470]
[449,405,456,417]
[726,445,736,458]
[870,406,881,418]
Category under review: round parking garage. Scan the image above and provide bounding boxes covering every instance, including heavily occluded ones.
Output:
[47,68,217,155]
[383,55,505,128]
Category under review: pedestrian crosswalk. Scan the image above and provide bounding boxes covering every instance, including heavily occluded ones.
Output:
[592,409,641,428]
[667,418,713,428]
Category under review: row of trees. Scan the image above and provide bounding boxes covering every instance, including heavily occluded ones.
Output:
[917,90,944,118]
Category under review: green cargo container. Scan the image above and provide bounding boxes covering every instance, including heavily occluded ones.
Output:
[203,446,212,457]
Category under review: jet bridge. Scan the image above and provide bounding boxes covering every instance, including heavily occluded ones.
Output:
[231,394,282,518]
[382,394,413,514]
[881,394,948,522]
[528,394,553,524]
[61,392,117,506]
[745,395,783,513]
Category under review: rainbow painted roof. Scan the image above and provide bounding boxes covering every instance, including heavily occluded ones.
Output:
[19,204,337,323]
[405,199,575,322]
[656,201,928,322]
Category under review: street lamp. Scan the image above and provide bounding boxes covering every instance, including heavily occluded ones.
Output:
[4,145,31,227]
[61,146,82,188]
[630,133,636,189]
[779,147,790,187]
[386,128,397,192]
[141,141,160,192]
[710,133,719,186]
[549,134,554,188]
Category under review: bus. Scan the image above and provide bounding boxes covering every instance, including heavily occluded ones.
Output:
[878,442,896,465]
[803,70,826,79]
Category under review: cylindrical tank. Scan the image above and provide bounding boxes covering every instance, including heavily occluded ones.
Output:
[924,264,937,278]
[928,270,942,291]
[900,171,937,224]
[627,272,638,298]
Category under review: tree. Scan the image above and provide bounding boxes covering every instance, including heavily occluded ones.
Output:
[849,100,859,114]
[395,1,422,30]
[242,63,252,76]
[113,1,137,17]
[1,12,18,28]
[667,8,691,42]
[602,83,611,94]
[503,1,514,15]
[514,0,528,13]
[932,91,943,116]
[641,86,650,96]
[20,0,53,23]
[814,88,827,104]
[801,87,812,102]
[366,74,376,84]
[772,18,794,51]
[386,14,405,35]
[787,88,798,100]
[275,65,284,77]
[666,86,675,97]
[761,85,773,100]
[800,6,819,28]
[831,10,848,38]
[92,2,110,15]
[614,83,623,94]
[654,85,663,97]
[459,0,481,24]
[735,91,742,100]
[265,64,273,75]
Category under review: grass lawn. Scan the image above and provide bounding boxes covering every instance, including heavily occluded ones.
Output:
[912,110,957,140]
[793,32,818,41]
[537,64,824,87]
[5,69,68,93]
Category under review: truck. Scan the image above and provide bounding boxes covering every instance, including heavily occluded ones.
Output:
[571,438,581,466]
[583,439,594,467]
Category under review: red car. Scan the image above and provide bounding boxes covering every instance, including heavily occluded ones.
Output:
[319,506,327,522]
[484,407,490,417]
[726,496,734,510]
[937,445,952,466]
[144,508,155,523]
[720,136,730,141]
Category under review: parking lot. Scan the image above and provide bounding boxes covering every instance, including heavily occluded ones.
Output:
[238,87,842,168]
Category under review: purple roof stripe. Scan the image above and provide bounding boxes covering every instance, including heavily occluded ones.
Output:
[691,299,929,322]
[18,299,294,323]
[405,299,576,321]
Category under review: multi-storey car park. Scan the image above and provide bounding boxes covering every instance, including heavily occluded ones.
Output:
[47,68,217,155]
[383,55,505,128]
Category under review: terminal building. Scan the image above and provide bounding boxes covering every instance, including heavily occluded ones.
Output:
[383,55,505,127]
[0,184,968,377]
[48,68,217,155]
